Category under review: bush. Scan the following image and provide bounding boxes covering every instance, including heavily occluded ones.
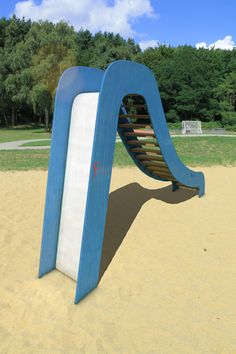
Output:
[224,124,236,132]
[201,121,222,130]
[168,122,181,131]
[221,111,236,127]
[166,109,180,123]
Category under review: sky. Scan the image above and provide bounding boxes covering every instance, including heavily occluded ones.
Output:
[0,0,235,51]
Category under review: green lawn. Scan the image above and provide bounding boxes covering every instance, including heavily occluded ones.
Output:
[21,139,51,147]
[0,128,51,143]
[0,150,50,170]
[0,137,236,171]
[116,137,236,167]
[173,136,236,166]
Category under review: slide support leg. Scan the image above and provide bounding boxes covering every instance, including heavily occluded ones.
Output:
[172,181,179,192]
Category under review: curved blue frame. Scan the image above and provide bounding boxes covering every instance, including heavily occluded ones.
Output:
[38,66,104,278]
[38,61,205,303]
[104,61,204,193]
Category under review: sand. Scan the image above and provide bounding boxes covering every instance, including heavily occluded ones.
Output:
[0,167,236,354]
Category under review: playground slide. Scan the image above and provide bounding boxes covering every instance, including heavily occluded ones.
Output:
[39,61,205,303]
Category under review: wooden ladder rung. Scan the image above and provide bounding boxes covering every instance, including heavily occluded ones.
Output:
[141,161,168,168]
[130,147,162,154]
[119,123,152,129]
[154,173,175,181]
[124,131,155,138]
[148,166,171,173]
[134,129,154,134]
[146,167,174,180]
[135,154,163,162]
[127,140,159,147]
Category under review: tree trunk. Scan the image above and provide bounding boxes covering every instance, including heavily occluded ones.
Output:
[11,105,15,128]
[45,109,49,132]
[3,113,9,128]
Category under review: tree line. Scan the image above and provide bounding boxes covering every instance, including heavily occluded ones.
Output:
[0,16,235,130]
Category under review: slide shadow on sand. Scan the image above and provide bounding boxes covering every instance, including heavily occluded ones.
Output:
[99,182,197,281]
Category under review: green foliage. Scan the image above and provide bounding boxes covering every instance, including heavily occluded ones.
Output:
[0,16,235,130]
[137,45,236,126]
[0,17,141,129]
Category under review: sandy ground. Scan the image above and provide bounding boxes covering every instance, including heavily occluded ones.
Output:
[0,167,236,354]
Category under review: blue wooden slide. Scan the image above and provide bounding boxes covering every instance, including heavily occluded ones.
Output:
[38,60,205,303]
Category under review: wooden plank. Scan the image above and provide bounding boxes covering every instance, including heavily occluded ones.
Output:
[130,147,162,154]
[133,129,154,134]
[119,123,152,129]
[153,173,175,181]
[124,131,155,138]
[126,140,159,147]
[141,160,168,168]
[147,168,174,180]
[148,166,172,173]
[135,154,164,162]
[146,167,174,179]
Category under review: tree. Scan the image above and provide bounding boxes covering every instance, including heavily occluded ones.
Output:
[31,83,51,131]
[215,72,236,128]
[0,16,235,129]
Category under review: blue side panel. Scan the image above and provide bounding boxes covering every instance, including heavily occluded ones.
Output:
[75,60,205,303]
[38,67,104,278]
[113,61,205,196]
[74,88,120,303]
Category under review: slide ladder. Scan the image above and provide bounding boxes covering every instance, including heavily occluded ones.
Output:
[118,94,196,191]
[120,96,173,180]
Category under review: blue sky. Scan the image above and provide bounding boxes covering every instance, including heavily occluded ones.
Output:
[0,0,235,50]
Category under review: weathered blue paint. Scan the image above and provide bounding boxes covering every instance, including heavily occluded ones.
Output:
[38,61,205,304]
[74,60,205,303]
[38,66,104,278]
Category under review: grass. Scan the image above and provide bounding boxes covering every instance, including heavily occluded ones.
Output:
[21,140,51,147]
[113,143,133,166]
[173,136,236,166]
[168,121,228,131]
[0,137,236,171]
[0,127,51,143]
[0,150,50,171]
[0,144,132,171]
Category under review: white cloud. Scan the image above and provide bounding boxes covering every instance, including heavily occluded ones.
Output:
[14,0,156,38]
[195,42,207,49]
[196,35,235,50]
[139,39,159,51]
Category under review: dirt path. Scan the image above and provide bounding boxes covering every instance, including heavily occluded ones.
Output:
[0,139,50,150]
